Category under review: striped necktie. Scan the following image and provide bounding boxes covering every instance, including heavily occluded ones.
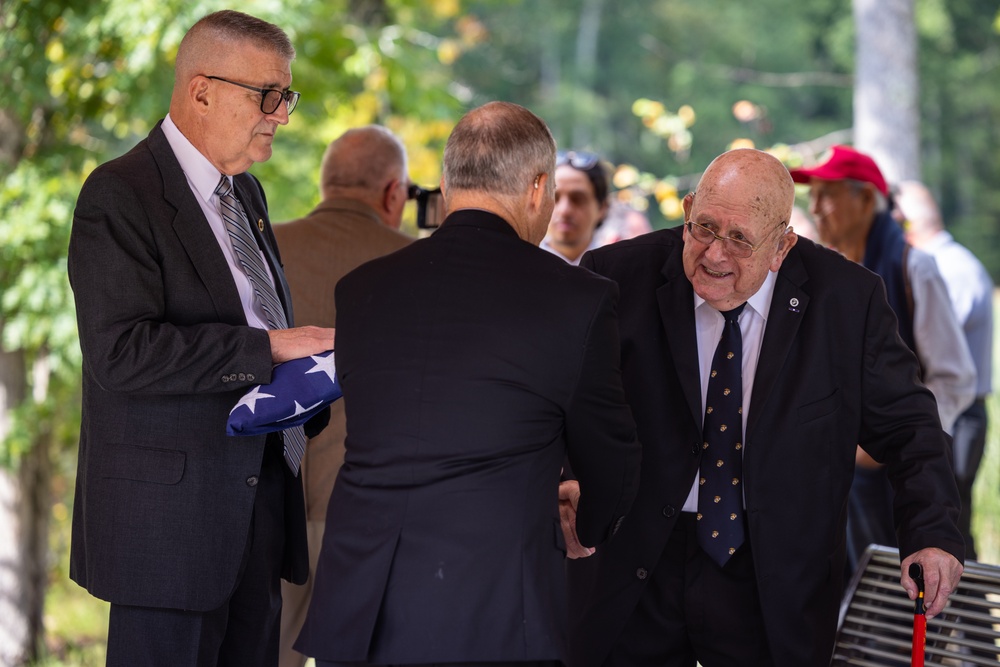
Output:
[216,175,306,475]
[697,303,746,566]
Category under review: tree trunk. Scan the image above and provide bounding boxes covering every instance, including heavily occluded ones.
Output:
[0,341,29,665]
[0,349,53,666]
[853,0,920,183]
[571,0,605,149]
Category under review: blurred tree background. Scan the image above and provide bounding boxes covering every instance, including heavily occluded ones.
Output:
[1,0,999,664]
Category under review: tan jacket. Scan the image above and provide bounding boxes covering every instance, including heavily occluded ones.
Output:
[274,198,413,520]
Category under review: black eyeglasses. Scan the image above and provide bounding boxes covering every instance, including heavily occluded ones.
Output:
[685,219,787,259]
[205,75,300,115]
[557,150,600,170]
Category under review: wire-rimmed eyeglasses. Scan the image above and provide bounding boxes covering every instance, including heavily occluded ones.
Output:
[685,219,787,259]
[205,75,301,115]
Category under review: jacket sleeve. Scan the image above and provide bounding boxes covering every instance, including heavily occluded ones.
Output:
[858,276,965,563]
[564,280,642,547]
[908,249,976,432]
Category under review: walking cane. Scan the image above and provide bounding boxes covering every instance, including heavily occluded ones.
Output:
[910,562,926,667]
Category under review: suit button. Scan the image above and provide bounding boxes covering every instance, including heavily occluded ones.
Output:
[238,373,246,381]
[221,375,230,383]
[246,476,258,487]
[229,374,238,382]
[247,374,255,382]
[662,506,676,518]
[636,568,648,580]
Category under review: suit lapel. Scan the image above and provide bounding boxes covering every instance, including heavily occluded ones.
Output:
[747,248,809,437]
[148,125,247,325]
[657,253,703,430]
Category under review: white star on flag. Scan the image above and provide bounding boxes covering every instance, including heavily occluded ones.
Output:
[229,385,275,415]
[226,349,342,436]
[305,353,338,384]
[278,400,325,423]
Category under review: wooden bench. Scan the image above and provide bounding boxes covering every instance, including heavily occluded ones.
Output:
[832,545,1000,665]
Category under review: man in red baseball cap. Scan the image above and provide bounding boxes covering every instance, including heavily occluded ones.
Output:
[790,145,975,576]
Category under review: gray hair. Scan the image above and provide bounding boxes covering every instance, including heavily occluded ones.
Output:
[176,10,295,76]
[845,178,887,213]
[320,125,407,195]
[443,101,555,197]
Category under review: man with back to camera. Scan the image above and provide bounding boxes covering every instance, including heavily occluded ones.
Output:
[563,148,964,667]
[895,179,994,561]
[272,125,414,667]
[541,150,611,265]
[295,101,641,667]
[790,147,975,574]
[68,10,334,666]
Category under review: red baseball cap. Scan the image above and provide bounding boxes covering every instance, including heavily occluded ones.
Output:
[788,145,888,197]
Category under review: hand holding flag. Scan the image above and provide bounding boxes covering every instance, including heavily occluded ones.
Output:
[227,350,342,436]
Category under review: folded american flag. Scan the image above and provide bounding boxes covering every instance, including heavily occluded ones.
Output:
[227,350,342,436]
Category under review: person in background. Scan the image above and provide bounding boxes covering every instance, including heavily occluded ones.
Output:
[790,146,975,574]
[565,148,964,667]
[896,179,993,561]
[67,11,334,667]
[541,150,610,265]
[788,205,820,243]
[295,101,640,667]
[273,125,414,667]
[594,200,654,246]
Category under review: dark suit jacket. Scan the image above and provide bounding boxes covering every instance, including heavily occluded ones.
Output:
[68,121,308,611]
[567,227,964,667]
[295,210,641,664]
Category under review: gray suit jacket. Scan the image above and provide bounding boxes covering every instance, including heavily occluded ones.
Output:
[68,121,307,611]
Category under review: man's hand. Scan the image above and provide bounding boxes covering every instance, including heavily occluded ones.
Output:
[901,547,964,619]
[268,326,335,364]
[559,480,595,559]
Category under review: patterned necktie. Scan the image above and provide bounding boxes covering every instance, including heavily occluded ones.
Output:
[216,175,306,475]
[697,303,746,567]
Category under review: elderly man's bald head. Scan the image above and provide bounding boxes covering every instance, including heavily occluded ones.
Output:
[694,149,796,229]
[681,149,798,311]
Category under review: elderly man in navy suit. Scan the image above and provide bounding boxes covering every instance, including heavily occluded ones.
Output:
[564,148,964,667]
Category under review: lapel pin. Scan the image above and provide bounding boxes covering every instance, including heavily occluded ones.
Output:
[788,297,800,313]
[257,218,265,232]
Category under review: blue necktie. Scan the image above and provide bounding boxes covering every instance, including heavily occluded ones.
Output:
[697,303,746,566]
[216,175,306,475]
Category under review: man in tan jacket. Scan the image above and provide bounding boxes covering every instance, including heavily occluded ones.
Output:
[274,125,413,667]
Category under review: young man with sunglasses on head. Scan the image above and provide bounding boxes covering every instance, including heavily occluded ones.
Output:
[68,11,333,666]
[541,150,610,265]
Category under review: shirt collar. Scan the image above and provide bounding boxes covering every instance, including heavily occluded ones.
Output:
[161,114,226,205]
[692,268,779,321]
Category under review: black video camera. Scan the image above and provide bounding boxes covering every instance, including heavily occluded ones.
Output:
[407,184,445,229]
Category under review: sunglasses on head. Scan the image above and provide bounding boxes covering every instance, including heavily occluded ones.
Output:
[557,150,600,170]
